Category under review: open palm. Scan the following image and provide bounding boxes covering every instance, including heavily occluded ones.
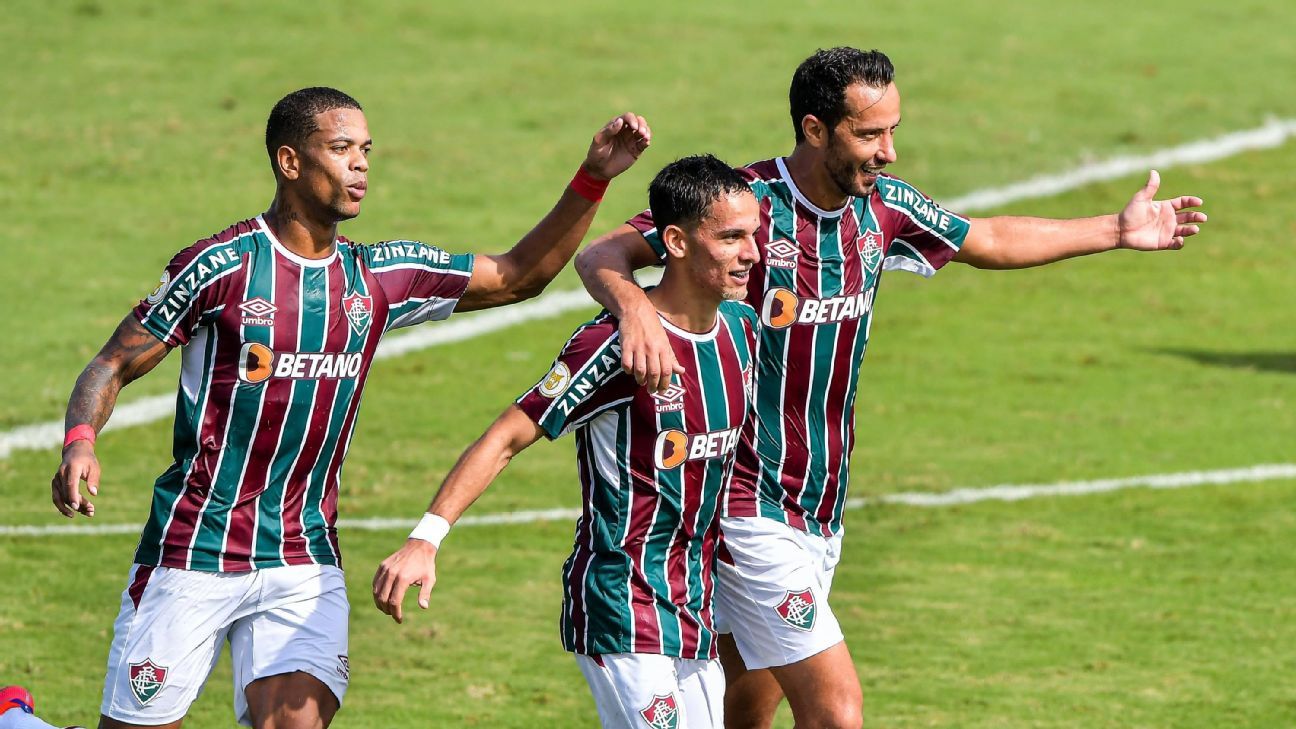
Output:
[1117,170,1208,250]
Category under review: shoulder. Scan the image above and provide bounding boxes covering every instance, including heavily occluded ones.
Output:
[561,311,622,357]
[739,158,783,198]
[161,219,258,279]
[354,239,471,274]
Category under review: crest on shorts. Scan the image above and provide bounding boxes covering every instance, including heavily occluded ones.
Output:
[775,588,817,632]
[638,693,680,729]
[128,658,169,705]
[858,229,882,271]
[342,294,373,336]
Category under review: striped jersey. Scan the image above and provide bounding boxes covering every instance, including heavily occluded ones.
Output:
[131,216,474,572]
[516,302,759,659]
[629,158,969,536]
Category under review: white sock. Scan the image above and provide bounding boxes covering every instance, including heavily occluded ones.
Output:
[0,707,62,729]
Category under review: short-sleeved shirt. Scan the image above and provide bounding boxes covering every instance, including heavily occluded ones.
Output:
[629,158,969,536]
[516,302,759,660]
[132,215,474,572]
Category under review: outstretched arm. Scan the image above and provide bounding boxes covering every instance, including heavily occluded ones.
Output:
[455,113,651,312]
[372,405,544,623]
[574,225,684,393]
[954,170,1207,269]
[53,315,172,518]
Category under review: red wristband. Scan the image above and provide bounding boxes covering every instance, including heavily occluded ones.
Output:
[569,166,610,203]
[64,424,96,449]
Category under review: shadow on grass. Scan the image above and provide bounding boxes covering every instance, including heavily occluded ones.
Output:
[1156,349,1296,374]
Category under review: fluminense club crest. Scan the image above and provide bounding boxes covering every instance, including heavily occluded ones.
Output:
[858,230,882,271]
[775,588,817,632]
[342,294,373,336]
[639,693,680,729]
[128,658,169,705]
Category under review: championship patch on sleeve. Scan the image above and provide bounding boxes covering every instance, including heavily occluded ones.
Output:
[538,362,571,398]
[145,271,170,305]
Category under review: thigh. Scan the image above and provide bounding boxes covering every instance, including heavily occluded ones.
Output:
[768,642,862,728]
[229,565,349,727]
[243,672,338,729]
[715,518,844,670]
[576,653,685,729]
[100,566,246,727]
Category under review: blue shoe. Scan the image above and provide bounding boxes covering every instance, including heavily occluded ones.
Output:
[0,685,35,714]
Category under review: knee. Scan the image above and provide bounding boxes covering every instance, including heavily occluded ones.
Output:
[800,696,862,729]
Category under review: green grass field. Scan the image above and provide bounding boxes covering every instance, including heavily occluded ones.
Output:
[3,0,1295,726]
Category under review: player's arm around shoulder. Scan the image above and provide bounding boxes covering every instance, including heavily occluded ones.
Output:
[372,405,545,624]
[575,224,683,394]
[454,113,651,313]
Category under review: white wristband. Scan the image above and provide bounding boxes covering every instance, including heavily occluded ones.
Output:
[409,513,451,548]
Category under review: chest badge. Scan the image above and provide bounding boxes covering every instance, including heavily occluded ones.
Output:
[858,230,882,271]
[342,294,373,336]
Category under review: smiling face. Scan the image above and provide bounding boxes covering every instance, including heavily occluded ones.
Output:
[279,108,372,222]
[670,190,761,302]
[821,82,901,198]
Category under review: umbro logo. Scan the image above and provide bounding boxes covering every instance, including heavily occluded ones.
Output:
[765,239,798,269]
[650,382,686,413]
[239,297,277,327]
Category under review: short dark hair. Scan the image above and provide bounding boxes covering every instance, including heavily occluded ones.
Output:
[648,155,752,233]
[265,87,363,171]
[789,47,894,144]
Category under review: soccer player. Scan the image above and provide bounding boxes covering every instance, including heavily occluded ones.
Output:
[373,155,762,728]
[573,49,1208,729]
[48,87,650,729]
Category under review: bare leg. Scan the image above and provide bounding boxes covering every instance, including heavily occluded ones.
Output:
[719,634,784,729]
[768,642,862,729]
[244,672,338,729]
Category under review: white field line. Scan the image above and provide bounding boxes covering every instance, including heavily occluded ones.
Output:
[3,464,1293,537]
[2,117,1294,461]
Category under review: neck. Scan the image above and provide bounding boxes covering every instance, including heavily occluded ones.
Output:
[264,194,338,260]
[646,268,722,335]
[785,144,849,211]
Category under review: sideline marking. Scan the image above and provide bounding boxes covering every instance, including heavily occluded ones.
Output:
[3,117,1294,460]
[3,464,1293,537]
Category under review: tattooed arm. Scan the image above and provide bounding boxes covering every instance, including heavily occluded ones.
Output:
[52,315,172,518]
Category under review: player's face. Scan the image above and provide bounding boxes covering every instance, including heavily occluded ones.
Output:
[685,191,761,301]
[296,108,372,221]
[823,82,901,198]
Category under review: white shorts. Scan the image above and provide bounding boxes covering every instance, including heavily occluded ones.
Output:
[576,653,725,729]
[101,563,349,726]
[713,516,844,670]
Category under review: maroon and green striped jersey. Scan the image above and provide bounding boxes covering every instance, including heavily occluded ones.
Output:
[629,158,969,537]
[516,302,758,660]
[130,216,474,572]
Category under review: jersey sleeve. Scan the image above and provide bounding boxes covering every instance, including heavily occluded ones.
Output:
[132,240,245,347]
[362,240,475,330]
[876,176,971,278]
[626,209,668,264]
[516,316,635,440]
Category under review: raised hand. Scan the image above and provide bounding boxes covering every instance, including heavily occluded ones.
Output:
[372,540,439,624]
[1117,170,1208,251]
[582,113,651,181]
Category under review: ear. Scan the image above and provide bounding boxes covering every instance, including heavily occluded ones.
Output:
[800,114,830,149]
[276,145,301,181]
[660,225,689,260]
